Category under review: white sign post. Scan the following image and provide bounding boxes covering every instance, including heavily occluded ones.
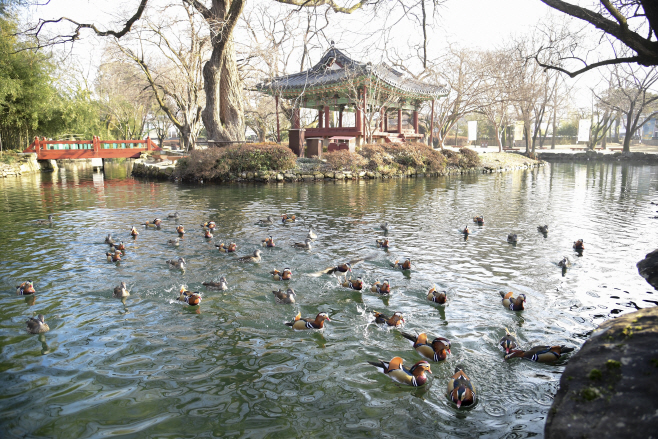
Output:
[577,120,591,143]
[468,121,477,142]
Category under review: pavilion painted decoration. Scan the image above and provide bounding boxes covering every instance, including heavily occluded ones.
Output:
[256,47,448,155]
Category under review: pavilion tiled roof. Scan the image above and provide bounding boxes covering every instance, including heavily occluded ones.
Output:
[257,47,448,99]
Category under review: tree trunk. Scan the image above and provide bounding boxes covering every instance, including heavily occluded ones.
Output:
[551,108,557,149]
[494,125,502,152]
[623,103,634,153]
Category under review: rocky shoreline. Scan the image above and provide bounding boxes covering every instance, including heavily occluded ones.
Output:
[534,150,658,163]
[0,154,54,177]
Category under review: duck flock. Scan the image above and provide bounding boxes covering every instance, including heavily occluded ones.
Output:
[18,213,585,410]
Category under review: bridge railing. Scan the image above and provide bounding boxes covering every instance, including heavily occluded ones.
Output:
[25,136,159,154]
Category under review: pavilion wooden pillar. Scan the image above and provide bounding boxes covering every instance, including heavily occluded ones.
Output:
[397,108,402,134]
[318,108,323,129]
[429,100,435,147]
[355,104,361,133]
[275,96,281,143]
[324,106,330,129]
[338,105,344,128]
[413,109,419,134]
[362,86,367,136]
[379,107,384,131]
[384,109,388,131]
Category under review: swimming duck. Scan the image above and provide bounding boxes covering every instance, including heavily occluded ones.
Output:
[537,225,549,234]
[130,226,139,237]
[272,288,296,304]
[261,236,275,247]
[390,258,411,270]
[201,221,216,230]
[507,233,518,243]
[372,311,405,327]
[460,226,470,236]
[367,357,431,387]
[113,281,130,298]
[504,345,575,363]
[106,251,122,263]
[113,241,126,251]
[168,238,180,246]
[292,238,312,250]
[16,281,36,295]
[341,276,364,290]
[557,256,572,268]
[168,212,180,219]
[400,332,451,362]
[426,285,447,304]
[256,216,274,225]
[573,239,584,250]
[216,242,237,253]
[473,215,484,225]
[447,368,476,409]
[105,234,115,245]
[142,218,162,228]
[307,228,317,240]
[500,291,526,311]
[26,315,50,334]
[370,280,391,295]
[271,268,292,281]
[166,257,186,270]
[177,286,201,306]
[33,214,54,225]
[285,311,330,330]
[203,276,228,290]
[237,249,262,263]
[204,229,213,239]
[281,214,296,224]
[376,238,389,248]
[380,222,390,232]
[176,225,185,235]
[499,328,519,354]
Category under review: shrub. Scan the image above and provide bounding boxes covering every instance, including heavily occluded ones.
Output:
[324,150,367,173]
[0,151,20,165]
[174,143,297,181]
[459,147,481,167]
[443,135,469,146]
[363,142,446,173]
[358,144,398,174]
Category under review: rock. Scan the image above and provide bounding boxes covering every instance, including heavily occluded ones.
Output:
[358,171,366,178]
[302,174,314,180]
[637,249,658,290]
[276,173,284,181]
[246,172,254,179]
[324,172,334,179]
[366,171,375,178]
[544,307,658,439]
[343,172,352,179]
[334,172,344,179]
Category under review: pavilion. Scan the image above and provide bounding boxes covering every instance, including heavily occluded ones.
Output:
[256,47,448,156]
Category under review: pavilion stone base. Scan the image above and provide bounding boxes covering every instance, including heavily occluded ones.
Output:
[288,129,305,157]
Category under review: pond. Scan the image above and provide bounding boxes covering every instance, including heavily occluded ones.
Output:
[1,161,657,438]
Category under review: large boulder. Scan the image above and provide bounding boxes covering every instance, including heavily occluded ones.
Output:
[545,307,658,439]
[637,248,658,290]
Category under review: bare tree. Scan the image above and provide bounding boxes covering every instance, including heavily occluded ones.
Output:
[476,49,513,152]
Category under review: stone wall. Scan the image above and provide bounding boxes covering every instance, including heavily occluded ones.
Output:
[0,154,44,177]
[534,150,658,163]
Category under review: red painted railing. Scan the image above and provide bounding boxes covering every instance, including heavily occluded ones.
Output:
[24,136,161,160]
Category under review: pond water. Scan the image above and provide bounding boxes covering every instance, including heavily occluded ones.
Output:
[1,161,657,438]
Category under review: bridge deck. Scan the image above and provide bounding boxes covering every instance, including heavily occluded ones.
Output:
[24,136,161,160]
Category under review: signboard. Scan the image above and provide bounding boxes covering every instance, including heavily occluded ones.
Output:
[514,121,524,141]
[642,118,656,141]
[577,119,591,142]
[468,121,477,141]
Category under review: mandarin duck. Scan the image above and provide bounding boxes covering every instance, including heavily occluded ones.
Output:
[256,215,274,225]
[281,214,296,224]
[368,357,431,387]
[573,239,584,250]
[473,215,484,225]
[292,238,312,250]
[204,229,213,239]
[507,233,518,243]
[26,314,50,334]
[261,236,275,247]
[460,226,470,236]
[376,238,389,249]
[390,258,411,271]
[176,225,185,235]
[168,238,180,247]
[426,285,447,304]
[341,276,364,290]
[34,214,54,225]
[537,225,549,234]
[504,345,574,363]
[371,280,391,295]
[380,222,390,232]
[447,368,476,409]
[271,268,292,281]
[106,251,122,263]
[557,256,572,268]
[237,249,261,263]
[168,212,180,219]
[105,234,115,245]
[16,281,36,295]
[307,227,317,240]
[500,291,526,311]
[373,311,404,327]
[166,257,186,270]
[203,276,228,290]
[113,241,126,251]
[113,281,130,298]
[201,221,216,230]
[401,332,451,362]
[499,328,519,354]
[130,226,139,237]
[285,311,330,330]
[312,258,362,277]
[142,218,162,228]
[177,286,201,306]
[272,288,296,304]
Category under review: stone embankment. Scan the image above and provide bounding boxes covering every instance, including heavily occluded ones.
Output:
[535,150,658,163]
[0,154,55,177]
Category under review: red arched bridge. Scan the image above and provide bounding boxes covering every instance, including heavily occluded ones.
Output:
[24,136,162,160]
